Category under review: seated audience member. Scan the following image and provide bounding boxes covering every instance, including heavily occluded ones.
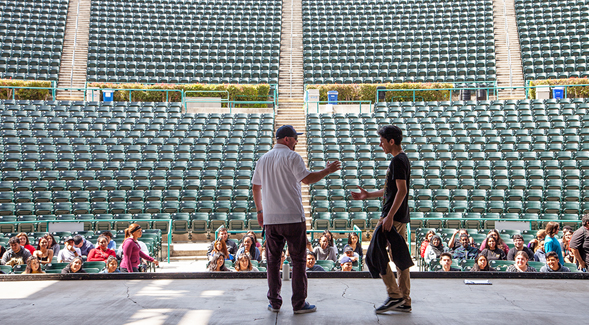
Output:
[209,239,234,262]
[506,251,536,272]
[471,254,494,272]
[1,236,33,266]
[45,234,60,257]
[22,256,45,274]
[339,256,354,272]
[235,235,261,262]
[246,231,262,249]
[17,233,36,254]
[234,253,259,272]
[534,240,546,263]
[527,230,546,252]
[507,234,535,261]
[57,236,82,263]
[208,252,230,272]
[0,244,5,261]
[206,227,238,257]
[452,234,479,261]
[340,246,359,264]
[87,235,116,262]
[479,229,509,255]
[61,257,86,274]
[306,251,325,272]
[33,237,54,265]
[540,251,571,273]
[544,222,564,265]
[100,256,120,274]
[438,252,461,272]
[479,236,506,261]
[344,232,363,261]
[322,230,335,249]
[99,231,117,251]
[420,230,435,258]
[560,228,574,264]
[313,235,337,263]
[448,229,474,250]
[73,235,95,257]
[424,235,447,264]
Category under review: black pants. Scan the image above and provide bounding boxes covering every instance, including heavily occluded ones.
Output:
[120,267,139,273]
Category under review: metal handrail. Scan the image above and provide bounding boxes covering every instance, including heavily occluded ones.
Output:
[502,0,513,99]
[0,218,172,263]
[306,100,373,114]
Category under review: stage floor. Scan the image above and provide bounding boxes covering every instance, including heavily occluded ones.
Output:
[1,278,586,324]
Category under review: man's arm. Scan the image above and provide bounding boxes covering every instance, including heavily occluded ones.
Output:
[382,179,407,232]
[571,248,586,269]
[351,186,384,200]
[301,161,341,185]
[252,184,263,227]
[448,231,459,249]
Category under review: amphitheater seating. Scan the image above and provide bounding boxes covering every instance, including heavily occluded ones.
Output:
[302,0,497,84]
[0,100,274,235]
[307,98,589,230]
[516,0,589,81]
[0,0,67,81]
[86,0,281,84]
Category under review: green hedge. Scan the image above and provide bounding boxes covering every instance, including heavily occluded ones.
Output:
[306,83,454,103]
[87,83,271,106]
[0,79,52,100]
[528,78,589,99]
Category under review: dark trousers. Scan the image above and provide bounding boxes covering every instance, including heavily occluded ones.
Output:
[265,221,307,310]
[120,267,139,273]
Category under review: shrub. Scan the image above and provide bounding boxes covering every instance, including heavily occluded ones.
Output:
[528,78,589,99]
[0,79,52,100]
[306,83,454,103]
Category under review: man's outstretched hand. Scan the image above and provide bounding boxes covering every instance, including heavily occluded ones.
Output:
[351,186,369,200]
[325,160,341,174]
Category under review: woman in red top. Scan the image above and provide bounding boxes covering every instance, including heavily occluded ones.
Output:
[120,223,159,272]
[17,233,36,254]
[87,235,116,262]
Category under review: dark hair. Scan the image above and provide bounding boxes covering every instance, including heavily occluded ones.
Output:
[8,236,20,245]
[17,233,30,245]
[44,234,58,248]
[347,232,359,246]
[545,251,559,260]
[582,214,589,227]
[440,252,452,260]
[36,236,49,251]
[472,254,491,271]
[63,257,85,274]
[97,235,109,246]
[105,255,118,271]
[512,234,523,241]
[459,234,469,239]
[235,253,253,272]
[242,235,257,257]
[377,125,403,145]
[24,256,43,274]
[514,250,529,261]
[307,251,317,259]
[486,229,506,247]
[322,230,334,247]
[102,231,113,239]
[208,253,229,272]
[545,222,559,237]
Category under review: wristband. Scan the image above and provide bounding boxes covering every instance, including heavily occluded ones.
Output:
[257,210,263,214]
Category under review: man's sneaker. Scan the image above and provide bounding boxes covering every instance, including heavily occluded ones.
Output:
[268,304,280,312]
[375,297,405,314]
[392,304,412,313]
[293,302,317,314]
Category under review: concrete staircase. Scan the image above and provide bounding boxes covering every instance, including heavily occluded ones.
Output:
[56,0,91,100]
[276,0,310,227]
[493,0,526,99]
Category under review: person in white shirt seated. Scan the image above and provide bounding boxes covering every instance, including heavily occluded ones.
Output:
[339,246,359,265]
[57,237,82,263]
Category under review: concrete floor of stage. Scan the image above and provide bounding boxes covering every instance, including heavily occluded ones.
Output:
[1,278,587,324]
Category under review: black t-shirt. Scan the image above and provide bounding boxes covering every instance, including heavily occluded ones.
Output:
[507,247,535,261]
[381,152,411,223]
[570,226,589,266]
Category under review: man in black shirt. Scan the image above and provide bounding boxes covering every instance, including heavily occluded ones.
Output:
[352,125,412,313]
[570,214,589,272]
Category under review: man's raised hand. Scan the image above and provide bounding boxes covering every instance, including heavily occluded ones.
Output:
[351,185,369,200]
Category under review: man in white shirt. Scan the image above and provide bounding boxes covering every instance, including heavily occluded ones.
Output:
[253,125,340,314]
[57,237,82,263]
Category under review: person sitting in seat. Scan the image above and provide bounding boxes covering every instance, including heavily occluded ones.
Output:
[339,246,359,264]
[506,251,537,273]
[235,235,261,263]
[98,231,117,251]
[540,251,571,273]
[339,256,354,272]
[479,229,509,255]
[306,251,325,272]
[507,234,535,261]
[452,234,479,261]
[344,232,363,261]
[1,236,33,266]
[234,253,259,272]
[100,256,120,274]
[313,235,337,263]
[527,230,545,252]
[534,240,546,263]
[73,235,95,257]
[45,234,60,257]
[420,230,435,259]
[424,235,447,264]
[206,227,238,257]
[208,252,230,272]
[470,254,494,272]
[438,252,460,272]
[17,233,36,255]
[22,256,44,274]
[61,257,86,274]
[479,236,506,261]
[209,239,234,262]
[33,237,54,265]
[448,229,474,250]
[87,235,116,262]
[57,236,82,263]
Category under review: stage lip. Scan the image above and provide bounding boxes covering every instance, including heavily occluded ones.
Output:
[1,271,588,282]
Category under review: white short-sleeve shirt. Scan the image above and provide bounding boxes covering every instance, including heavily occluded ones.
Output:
[252,144,311,225]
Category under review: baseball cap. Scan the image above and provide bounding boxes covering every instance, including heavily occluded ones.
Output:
[63,236,74,242]
[344,246,354,253]
[340,256,353,265]
[276,125,303,139]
